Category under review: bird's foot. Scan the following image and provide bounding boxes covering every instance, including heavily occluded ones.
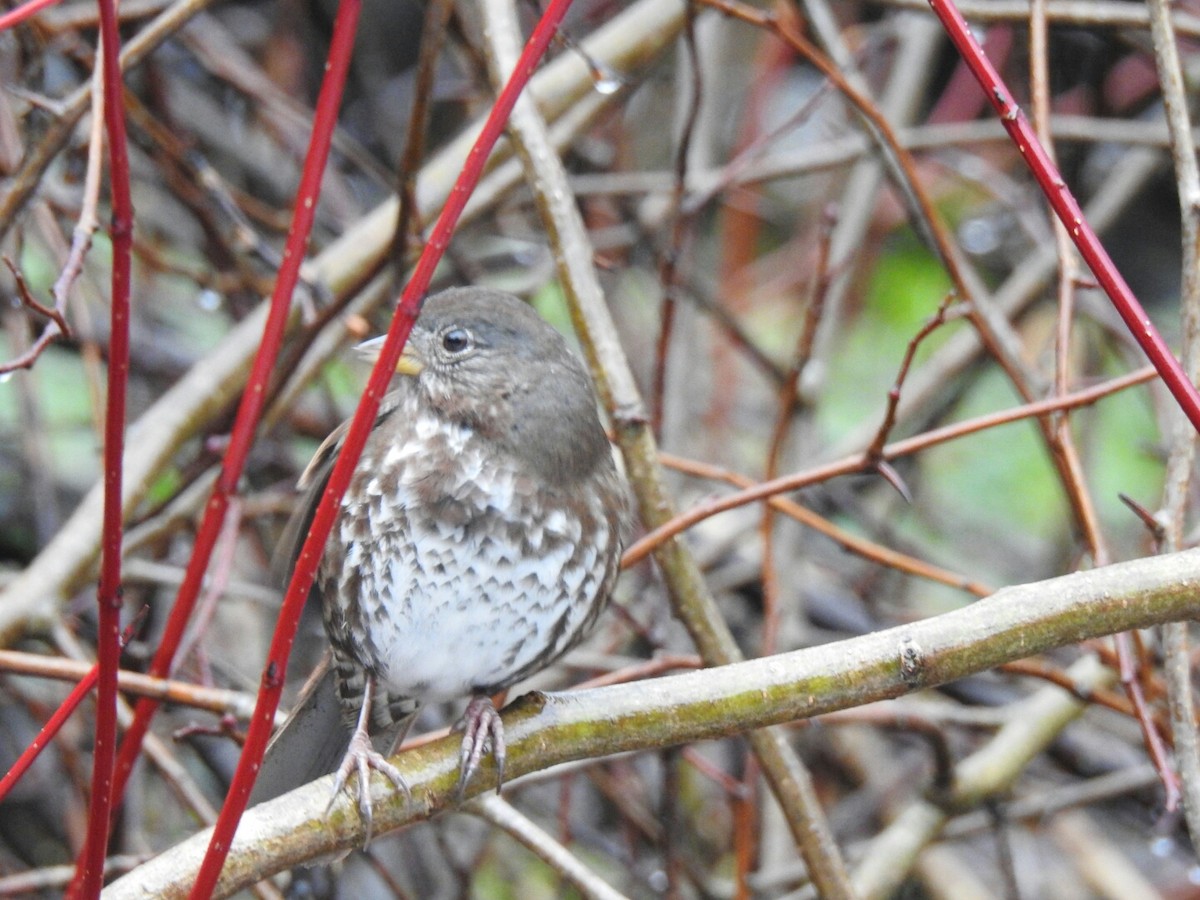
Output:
[456,695,505,799]
[329,726,410,845]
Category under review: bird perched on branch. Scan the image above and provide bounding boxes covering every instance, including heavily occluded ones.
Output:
[254,287,629,839]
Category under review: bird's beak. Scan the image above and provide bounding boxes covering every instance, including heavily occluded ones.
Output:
[354,335,425,377]
[394,350,424,377]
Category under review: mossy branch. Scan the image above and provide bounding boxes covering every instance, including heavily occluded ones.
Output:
[103,548,1200,898]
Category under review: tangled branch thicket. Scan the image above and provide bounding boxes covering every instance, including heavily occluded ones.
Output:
[2,0,1200,896]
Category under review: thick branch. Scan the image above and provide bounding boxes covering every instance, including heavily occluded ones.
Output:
[103,548,1200,898]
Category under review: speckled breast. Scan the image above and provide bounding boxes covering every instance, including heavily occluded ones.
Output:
[319,400,624,705]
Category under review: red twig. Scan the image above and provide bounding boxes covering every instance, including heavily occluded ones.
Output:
[0,666,97,804]
[926,0,1200,433]
[189,0,579,891]
[0,0,364,883]
[0,616,146,806]
[625,367,1156,567]
[0,0,62,32]
[104,0,365,826]
[67,0,133,893]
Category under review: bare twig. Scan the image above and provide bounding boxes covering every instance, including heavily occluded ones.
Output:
[468,794,630,900]
[649,1,701,436]
[391,0,455,277]
[50,46,106,325]
[865,293,958,460]
[760,206,837,653]
[0,649,270,720]
[0,257,73,375]
[626,367,1156,567]
[1028,0,1173,810]
[1145,0,1200,852]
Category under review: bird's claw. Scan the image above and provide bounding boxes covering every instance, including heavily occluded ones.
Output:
[329,728,410,845]
[456,695,505,799]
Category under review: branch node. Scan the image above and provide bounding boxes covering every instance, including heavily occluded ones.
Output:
[899,635,925,688]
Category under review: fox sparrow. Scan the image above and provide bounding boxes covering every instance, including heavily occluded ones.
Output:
[255,287,628,837]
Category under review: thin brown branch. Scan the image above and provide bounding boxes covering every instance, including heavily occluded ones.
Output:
[0,262,71,374]
[660,453,992,596]
[759,205,836,653]
[649,0,702,437]
[627,367,1157,568]
[865,293,958,460]
[390,0,454,277]
[1145,0,1200,852]
[0,650,271,721]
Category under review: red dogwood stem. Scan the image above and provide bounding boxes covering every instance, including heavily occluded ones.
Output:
[0,667,97,803]
[0,0,62,33]
[68,0,133,894]
[927,0,1200,431]
[106,0,366,827]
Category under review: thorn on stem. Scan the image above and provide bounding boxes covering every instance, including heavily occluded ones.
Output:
[1118,493,1165,549]
[874,459,914,504]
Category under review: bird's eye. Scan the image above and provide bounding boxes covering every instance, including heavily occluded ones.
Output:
[441,328,472,354]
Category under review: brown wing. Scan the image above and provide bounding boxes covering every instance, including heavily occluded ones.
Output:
[255,393,411,803]
[271,393,404,586]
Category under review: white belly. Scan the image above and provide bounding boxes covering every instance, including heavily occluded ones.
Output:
[329,427,612,701]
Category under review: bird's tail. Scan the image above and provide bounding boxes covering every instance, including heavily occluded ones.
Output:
[249,652,352,806]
